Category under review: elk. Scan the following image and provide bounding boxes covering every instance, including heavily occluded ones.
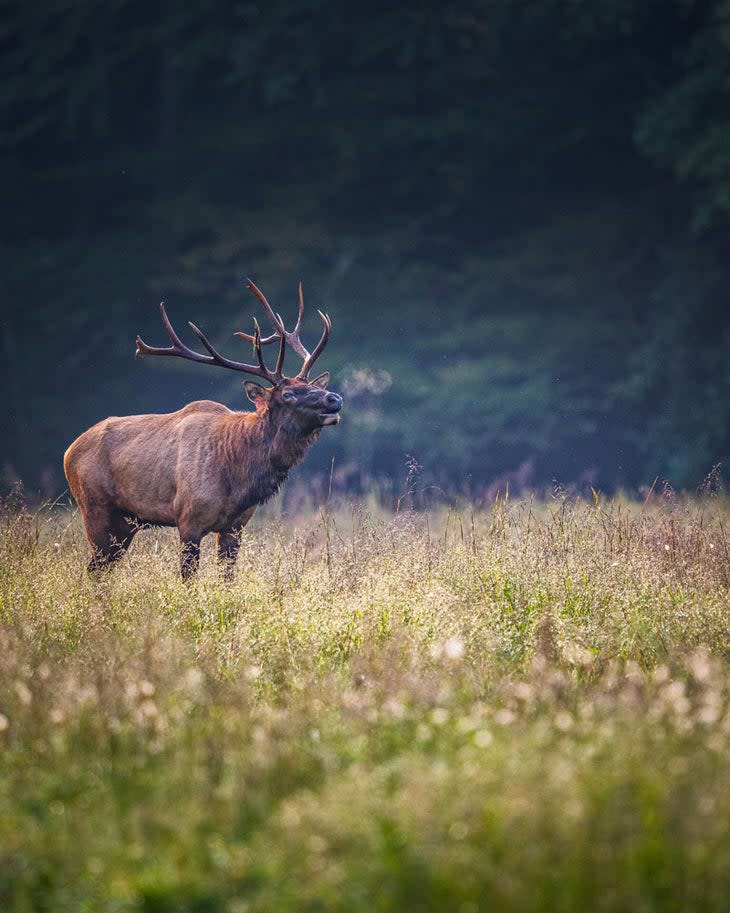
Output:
[64,280,343,579]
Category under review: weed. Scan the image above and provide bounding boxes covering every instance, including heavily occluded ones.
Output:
[1,493,729,910]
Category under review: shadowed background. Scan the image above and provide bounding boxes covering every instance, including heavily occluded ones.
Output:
[2,0,729,501]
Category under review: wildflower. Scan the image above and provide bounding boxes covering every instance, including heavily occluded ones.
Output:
[184,667,204,690]
[431,636,465,661]
[14,681,32,705]
[554,710,573,732]
[494,708,516,726]
[563,643,594,668]
[430,707,449,726]
[687,649,713,684]
[697,699,722,726]
[383,697,406,720]
[137,699,158,720]
[662,680,691,718]
[513,681,534,703]
[443,636,465,661]
[473,728,492,747]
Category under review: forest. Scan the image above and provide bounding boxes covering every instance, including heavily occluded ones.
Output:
[2,0,729,500]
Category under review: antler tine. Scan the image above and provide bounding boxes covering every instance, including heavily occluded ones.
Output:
[246,278,285,335]
[242,277,311,360]
[234,315,286,375]
[295,282,305,334]
[277,282,311,362]
[274,319,287,376]
[235,279,333,379]
[187,321,255,373]
[297,310,332,379]
[251,318,269,376]
[135,302,212,364]
[136,302,281,384]
[234,329,279,346]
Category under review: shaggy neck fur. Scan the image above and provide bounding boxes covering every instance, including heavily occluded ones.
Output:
[221,407,321,509]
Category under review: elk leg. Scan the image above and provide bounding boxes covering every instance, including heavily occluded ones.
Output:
[85,510,138,573]
[216,508,256,580]
[216,531,240,581]
[179,535,201,581]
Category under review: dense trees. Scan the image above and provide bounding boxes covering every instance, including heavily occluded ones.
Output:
[2,0,729,498]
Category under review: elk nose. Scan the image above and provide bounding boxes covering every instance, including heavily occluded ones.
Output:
[326,392,342,409]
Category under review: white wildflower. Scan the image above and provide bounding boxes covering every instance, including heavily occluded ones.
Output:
[494,708,516,726]
[14,681,32,705]
[430,707,449,726]
[473,728,492,747]
[554,710,573,732]
[139,679,156,697]
[443,637,465,661]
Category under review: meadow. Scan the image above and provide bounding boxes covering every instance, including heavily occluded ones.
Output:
[1,486,730,912]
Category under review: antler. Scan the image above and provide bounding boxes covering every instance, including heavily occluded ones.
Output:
[237,280,331,379]
[135,301,285,385]
[135,279,332,383]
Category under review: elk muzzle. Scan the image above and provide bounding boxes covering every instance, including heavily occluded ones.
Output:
[320,391,343,425]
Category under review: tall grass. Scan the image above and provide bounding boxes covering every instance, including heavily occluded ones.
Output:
[1,489,729,911]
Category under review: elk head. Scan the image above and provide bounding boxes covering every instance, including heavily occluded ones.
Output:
[135,279,343,429]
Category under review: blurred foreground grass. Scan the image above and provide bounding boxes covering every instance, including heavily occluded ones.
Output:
[1,490,730,912]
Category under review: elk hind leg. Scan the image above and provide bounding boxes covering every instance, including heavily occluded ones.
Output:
[83,509,138,573]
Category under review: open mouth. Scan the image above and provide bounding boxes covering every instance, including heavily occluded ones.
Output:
[319,412,341,426]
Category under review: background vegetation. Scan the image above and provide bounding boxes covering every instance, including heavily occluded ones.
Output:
[2,0,730,498]
[1,489,730,910]
[3,7,729,904]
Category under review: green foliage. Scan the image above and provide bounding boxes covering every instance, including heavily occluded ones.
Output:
[1,493,730,909]
[636,26,730,229]
[2,0,730,493]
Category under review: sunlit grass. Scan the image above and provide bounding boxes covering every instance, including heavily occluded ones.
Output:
[1,489,729,911]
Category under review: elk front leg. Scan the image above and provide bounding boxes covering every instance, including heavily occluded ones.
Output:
[179,533,202,581]
[216,531,240,581]
[216,509,255,581]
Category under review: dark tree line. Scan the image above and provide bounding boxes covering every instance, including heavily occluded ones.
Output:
[2,0,729,498]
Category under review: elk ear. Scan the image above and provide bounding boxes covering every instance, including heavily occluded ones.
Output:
[244,381,269,404]
[309,372,330,390]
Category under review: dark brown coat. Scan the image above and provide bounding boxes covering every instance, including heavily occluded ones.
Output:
[65,375,341,578]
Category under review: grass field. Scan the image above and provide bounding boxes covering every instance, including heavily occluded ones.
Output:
[1,488,730,912]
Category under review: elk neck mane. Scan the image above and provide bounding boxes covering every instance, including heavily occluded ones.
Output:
[216,403,320,504]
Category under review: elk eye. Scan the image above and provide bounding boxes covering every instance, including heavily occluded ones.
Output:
[282,391,297,402]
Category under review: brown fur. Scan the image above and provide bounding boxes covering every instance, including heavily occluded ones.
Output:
[64,377,341,578]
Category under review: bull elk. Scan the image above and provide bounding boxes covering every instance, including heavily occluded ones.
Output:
[64,280,343,579]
